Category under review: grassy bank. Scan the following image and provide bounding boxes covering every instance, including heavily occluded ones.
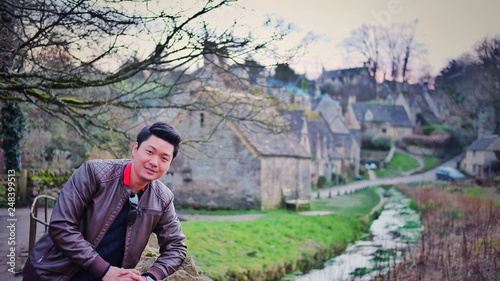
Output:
[420,155,441,172]
[181,187,381,280]
[388,184,500,280]
[311,187,381,217]
[375,151,419,178]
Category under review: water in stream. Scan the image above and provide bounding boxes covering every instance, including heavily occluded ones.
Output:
[292,188,423,281]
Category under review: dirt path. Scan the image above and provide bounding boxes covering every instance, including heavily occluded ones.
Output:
[179,213,266,222]
[314,155,460,200]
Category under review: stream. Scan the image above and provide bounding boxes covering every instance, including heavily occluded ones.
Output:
[292,188,423,281]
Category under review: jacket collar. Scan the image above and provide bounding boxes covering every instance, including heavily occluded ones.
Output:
[124,163,146,191]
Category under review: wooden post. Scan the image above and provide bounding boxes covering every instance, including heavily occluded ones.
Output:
[29,205,38,254]
[19,169,27,204]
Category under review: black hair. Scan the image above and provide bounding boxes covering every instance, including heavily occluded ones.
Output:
[136,122,182,159]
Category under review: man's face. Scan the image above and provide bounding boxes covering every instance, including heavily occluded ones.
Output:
[131,135,175,184]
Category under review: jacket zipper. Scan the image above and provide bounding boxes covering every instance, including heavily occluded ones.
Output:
[37,245,56,263]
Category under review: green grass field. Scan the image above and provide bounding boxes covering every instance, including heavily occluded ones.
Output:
[375,152,419,178]
[420,156,442,172]
[310,187,381,217]
[180,187,381,280]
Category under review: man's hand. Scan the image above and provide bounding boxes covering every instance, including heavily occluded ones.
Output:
[102,266,143,281]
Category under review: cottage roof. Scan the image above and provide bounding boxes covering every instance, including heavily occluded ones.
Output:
[242,124,311,158]
[467,135,500,151]
[402,91,440,124]
[330,117,351,134]
[216,93,310,159]
[279,109,308,142]
[306,115,342,160]
[173,87,310,159]
[352,103,412,128]
[311,94,342,120]
[280,109,345,160]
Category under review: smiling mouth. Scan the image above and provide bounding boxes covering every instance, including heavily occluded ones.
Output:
[145,166,158,173]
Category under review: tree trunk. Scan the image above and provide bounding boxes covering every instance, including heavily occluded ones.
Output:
[1,1,25,173]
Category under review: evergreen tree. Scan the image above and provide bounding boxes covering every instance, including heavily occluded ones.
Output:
[1,101,26,172]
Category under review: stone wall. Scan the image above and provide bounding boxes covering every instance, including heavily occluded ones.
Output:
[168,124,262,210]
[260,156,311,210]
[404,144,446,157]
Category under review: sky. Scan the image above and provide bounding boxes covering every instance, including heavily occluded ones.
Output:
[219,0,500,80]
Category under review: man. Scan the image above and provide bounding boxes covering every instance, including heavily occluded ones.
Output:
[23,122,187,281]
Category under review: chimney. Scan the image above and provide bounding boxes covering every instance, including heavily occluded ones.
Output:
[478,124,485,140]
[348,95,356,105]
[315,84,321,97]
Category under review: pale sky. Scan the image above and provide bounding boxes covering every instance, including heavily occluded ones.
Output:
[220,0,500,80]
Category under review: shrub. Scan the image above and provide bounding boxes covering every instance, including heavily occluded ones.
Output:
[358,166,366,176]
[402,133,451,147]
[30,169,73,199]
[317,176,327,188]
[423,126,434,135]
[331,173,346,185]
[371,135,391,151]
[361,134,374,149]
[31,170,73,190]
[484,160,500,173]
[423,124,453,136]
[416,112,430,126]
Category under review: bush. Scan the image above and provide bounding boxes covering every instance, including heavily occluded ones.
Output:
[358,166,366,176]
[30,169,73,198]
[361,134,374,149]
[331,173,346,185]
[416,112,430,126]
[31,170,73,189]
[483,161,500,174]
[423,126,434,135]
[423,124,453,136]
[371,135,391,151]
[317,176,327,188]
[402,133,451,147]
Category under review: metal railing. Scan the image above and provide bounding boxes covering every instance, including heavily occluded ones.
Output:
[29,195,57,253]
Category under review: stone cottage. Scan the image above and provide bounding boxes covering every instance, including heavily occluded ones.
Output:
[460,135,500,178]
[345,97,413,142]
[280,109,341,186]
[168,88,311,210]
[311,94,361,177]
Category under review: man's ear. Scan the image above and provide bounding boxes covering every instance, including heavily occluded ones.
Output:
[132,142,139,156]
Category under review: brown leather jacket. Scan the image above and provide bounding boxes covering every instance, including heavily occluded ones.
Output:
[24,159,187,281]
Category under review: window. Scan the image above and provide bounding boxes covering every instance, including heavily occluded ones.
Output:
[200,113,204,127]
[381,128,387,134]
[398,130,406,138]
[472,150,476,157]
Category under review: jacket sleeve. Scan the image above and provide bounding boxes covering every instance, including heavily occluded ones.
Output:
[147,194,187,280]
[48,161,110,278]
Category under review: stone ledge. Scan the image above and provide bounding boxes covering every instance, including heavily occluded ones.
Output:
[137,256,213,281]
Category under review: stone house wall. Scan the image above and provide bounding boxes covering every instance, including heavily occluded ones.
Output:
[167,90,311,211]
[260,156,311,210]
[461,149,498,176]
[168,116,262,210]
